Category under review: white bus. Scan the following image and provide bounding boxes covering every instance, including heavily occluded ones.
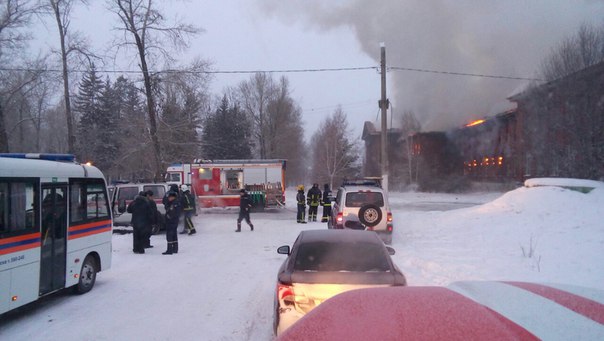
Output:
[0,153,112,314]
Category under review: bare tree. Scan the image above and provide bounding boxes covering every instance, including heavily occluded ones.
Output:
[311,106,360,188]
[238,72,275,158]
[108,0,201,179]
[0,0,37,152]
[43,0,95,154]
[540,22,604,81]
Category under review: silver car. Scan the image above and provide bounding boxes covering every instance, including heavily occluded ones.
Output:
[274,229,406,336]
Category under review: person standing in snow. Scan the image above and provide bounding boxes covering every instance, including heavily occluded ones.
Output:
[143,190,159,248]
[164,184,183,233]
[307,183,322,222]
[236,189,254,232]
[180,185,197,235]
[296,185,307,223]
[163,191,181,255]
[127,191,153,254]
[320,184,332,223]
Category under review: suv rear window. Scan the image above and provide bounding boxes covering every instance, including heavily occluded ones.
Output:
[294,241,390,272]
[345,192,384,207]
[143,185,166,198]
[117,186,139,201]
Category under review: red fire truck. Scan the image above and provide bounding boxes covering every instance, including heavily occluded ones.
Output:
[166,159,286,208]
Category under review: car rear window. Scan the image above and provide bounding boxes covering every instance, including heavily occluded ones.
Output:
[294,241,390,272]
[345,192,384,207]
[117,187,139,201]
[143,185,166,198]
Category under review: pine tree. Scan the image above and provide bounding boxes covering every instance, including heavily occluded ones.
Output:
[74,64,103,162]
[202,95,252,159]
[95,78,120,173]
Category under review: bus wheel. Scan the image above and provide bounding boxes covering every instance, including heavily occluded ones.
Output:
[74,255,97,294]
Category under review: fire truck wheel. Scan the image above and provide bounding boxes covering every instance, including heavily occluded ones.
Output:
[358,204,382,227]
[74,255,97,294]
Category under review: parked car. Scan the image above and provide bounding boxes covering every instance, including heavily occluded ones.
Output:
[111,183,169,234]
[274,229,406,336]
[277,281,604,340]
[328,178,394,244]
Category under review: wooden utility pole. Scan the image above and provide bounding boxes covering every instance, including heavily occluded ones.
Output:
[379,43,389,191]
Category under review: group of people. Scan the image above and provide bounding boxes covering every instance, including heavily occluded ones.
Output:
[296,183,332,223]
[127,184,197,255]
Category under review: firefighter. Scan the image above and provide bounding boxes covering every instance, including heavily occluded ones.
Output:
[127,191,153,254]
[180,185,197,235]
[163,191,181,255]
[307,183,322,222]
[321,183,332,223]
[236,189,254,232]
[296,185,307,223]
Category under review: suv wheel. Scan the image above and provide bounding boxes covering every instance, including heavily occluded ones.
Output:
[358,204,382,227]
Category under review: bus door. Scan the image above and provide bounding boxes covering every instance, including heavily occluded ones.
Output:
[39,185,67,295]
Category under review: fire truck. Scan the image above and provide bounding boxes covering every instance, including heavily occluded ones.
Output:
[166,159,286,208]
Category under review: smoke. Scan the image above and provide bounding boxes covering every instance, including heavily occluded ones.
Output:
[256,0,604,131]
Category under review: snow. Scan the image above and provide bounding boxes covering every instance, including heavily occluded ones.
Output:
[1,183,603,340]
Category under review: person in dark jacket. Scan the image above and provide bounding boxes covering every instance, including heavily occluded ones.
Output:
[127,191,153,254]
[296,185,307,223]
[163,184,182,233]
[180,184,197,235]
[307,183,322,222]
[144,190,159,248]
[236,189,254,232]
[321,184,332,223]
[163,191,181,255]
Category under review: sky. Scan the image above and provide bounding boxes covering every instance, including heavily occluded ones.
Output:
[0,181,602,340]
[32,1,604,140]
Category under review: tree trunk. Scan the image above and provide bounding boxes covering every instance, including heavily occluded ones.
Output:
[54,3,75,154]
[0,101,8,152]
[136,37,163,181]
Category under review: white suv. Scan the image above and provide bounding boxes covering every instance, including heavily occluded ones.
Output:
[328,179,393,244]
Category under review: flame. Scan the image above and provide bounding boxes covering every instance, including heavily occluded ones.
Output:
[465,119,485,127]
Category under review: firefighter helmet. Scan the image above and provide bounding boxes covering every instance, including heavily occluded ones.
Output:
[181,184,189,192]
[297,185,305,191]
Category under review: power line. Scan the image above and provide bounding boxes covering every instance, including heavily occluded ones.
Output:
[389,66,543,81]
[0,65,543,81]
[0,66,378,75]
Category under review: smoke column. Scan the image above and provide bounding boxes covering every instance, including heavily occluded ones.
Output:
[257,0,604,130]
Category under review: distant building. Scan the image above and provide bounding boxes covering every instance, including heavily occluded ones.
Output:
[378,60,604,190]
[509,61,604,180]
[361,122,406,185]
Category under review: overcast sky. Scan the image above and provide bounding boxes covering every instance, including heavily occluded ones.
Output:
[33,0,604,140]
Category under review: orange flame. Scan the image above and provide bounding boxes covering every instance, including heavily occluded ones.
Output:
[465,119,485,127]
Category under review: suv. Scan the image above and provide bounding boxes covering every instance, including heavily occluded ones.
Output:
[111,183,169,234]
[328,178,393,244]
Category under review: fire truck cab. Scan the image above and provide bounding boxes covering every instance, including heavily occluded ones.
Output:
[166,159,286,209]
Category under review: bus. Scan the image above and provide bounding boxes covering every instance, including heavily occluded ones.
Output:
[0,153,112,314]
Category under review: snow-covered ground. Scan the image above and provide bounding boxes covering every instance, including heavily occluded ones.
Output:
[1,183,603,340]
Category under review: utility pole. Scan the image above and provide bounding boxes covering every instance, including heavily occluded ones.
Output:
[379,43,389,191]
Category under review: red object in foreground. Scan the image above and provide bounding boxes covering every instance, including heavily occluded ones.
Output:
[277,281,604,341]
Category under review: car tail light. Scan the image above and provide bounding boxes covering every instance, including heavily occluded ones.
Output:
[387,212,393,232]
[387,212,393,223]
[278,283,295,306]
[336,212,343,223]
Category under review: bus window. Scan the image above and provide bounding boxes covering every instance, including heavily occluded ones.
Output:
[70,179,110,222]
[0,180,37,235]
